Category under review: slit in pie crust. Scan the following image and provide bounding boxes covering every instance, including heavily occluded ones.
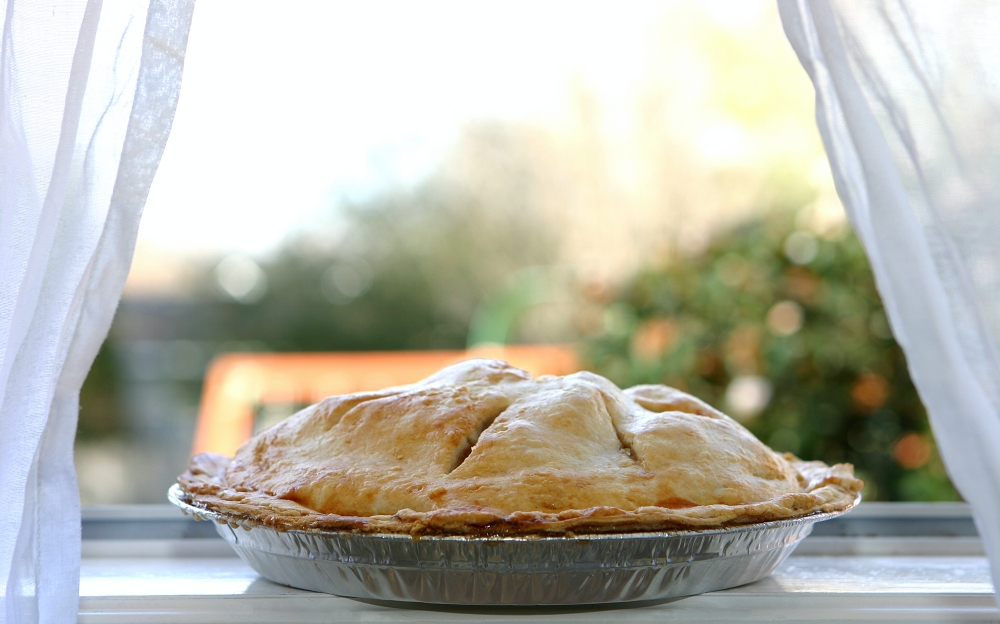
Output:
[178,359,862,536]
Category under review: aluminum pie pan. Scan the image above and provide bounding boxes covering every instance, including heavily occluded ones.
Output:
[168,484,858,605]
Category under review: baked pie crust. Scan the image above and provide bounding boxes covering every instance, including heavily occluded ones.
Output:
[178,359,862,536]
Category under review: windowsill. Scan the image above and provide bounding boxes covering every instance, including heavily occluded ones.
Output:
[79,503,997,623]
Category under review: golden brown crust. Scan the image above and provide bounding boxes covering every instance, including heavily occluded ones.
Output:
[178,359,862,536]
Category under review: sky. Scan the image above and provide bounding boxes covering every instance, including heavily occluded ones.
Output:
[138,0,772,258]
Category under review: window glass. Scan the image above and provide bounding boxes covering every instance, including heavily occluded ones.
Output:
[76,0,957,504]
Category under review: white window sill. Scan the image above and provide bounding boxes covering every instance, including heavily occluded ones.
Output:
[79,503,997,623]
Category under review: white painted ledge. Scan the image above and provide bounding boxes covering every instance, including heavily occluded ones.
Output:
[79,547,997,623]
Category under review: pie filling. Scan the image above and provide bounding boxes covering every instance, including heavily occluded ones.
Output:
[178,359,863,536]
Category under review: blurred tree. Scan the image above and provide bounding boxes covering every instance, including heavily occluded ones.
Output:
[582,205,960,502]
[200,121,561,352]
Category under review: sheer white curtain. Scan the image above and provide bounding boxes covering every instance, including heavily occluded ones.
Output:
[0,0,194,621]
[779,0,1000,595]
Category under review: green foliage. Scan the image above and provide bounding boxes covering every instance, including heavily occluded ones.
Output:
[76,343,122,440]
[582,208,960,502]
[146,123,561,354]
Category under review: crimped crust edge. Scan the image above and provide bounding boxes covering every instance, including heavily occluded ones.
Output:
[176,452,863,537]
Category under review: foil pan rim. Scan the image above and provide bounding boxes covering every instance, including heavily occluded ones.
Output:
[167,483,860,542]
[167,484,854,604]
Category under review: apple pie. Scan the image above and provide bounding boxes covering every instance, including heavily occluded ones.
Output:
[178,359,862,536]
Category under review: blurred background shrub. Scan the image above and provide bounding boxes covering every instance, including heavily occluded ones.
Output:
[582,205,959,502]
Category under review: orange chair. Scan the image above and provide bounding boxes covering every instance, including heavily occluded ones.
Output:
[192,345,580,457]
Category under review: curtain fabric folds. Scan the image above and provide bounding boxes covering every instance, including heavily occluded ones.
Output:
[779,0,1000,598]
[0,1,194,622]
